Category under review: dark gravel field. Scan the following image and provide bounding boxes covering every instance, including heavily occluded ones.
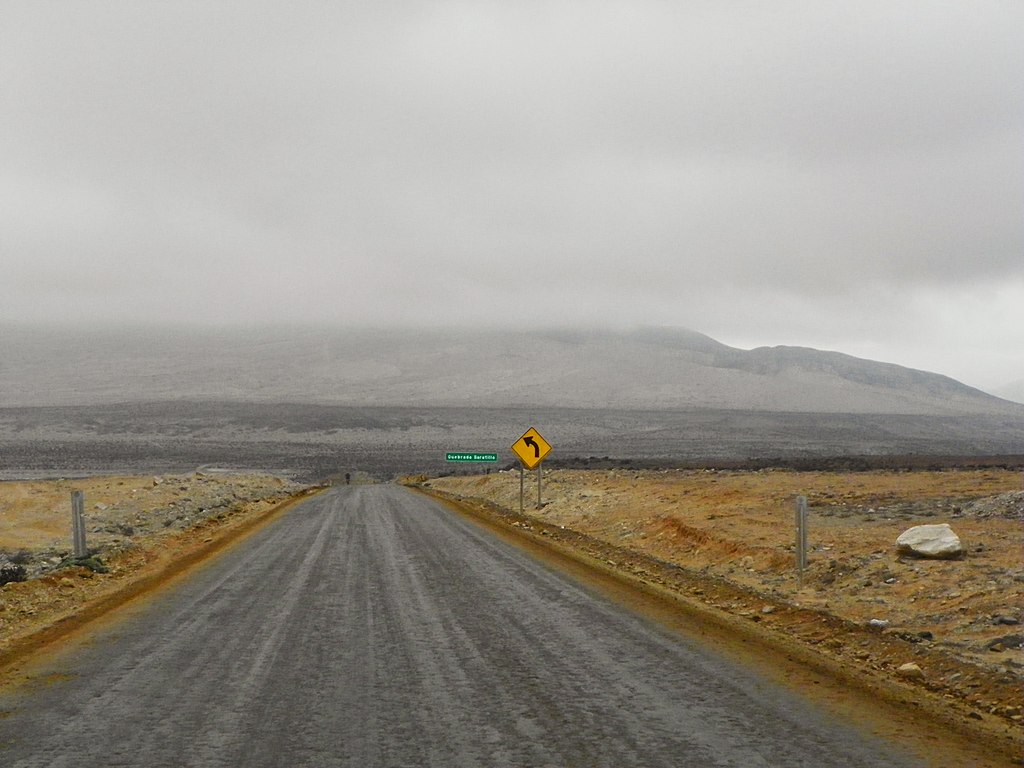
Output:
[2,402,1022,482]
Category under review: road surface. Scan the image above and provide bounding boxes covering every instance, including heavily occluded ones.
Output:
[0,485,924,767]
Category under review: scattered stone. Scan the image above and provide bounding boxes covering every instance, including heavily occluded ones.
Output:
[868,619,889,628]
[0,563,28,586]
[896,662,925,679]
[895,524,963,559]
[993,615,1020,626]
[985,635,1024,652]
[891,630,925,644]
[960,492,1024,520]
[761,605,776,615]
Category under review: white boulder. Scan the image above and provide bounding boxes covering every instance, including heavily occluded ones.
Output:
[896,523,963,559]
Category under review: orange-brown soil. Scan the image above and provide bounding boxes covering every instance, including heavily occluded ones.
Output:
[425,468,1023,749]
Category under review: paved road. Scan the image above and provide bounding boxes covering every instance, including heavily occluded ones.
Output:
[0,485,923,767]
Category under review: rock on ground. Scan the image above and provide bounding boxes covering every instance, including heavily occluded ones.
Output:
[895,523,963,559]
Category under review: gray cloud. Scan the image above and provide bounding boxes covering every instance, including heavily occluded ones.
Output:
[1,1,1021,389]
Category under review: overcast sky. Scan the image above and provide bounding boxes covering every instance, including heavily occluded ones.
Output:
[2,2,1021,391]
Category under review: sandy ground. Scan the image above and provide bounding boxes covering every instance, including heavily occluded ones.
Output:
[425,468,1023,731]
[0,472,300,551]
[0,472,306,662]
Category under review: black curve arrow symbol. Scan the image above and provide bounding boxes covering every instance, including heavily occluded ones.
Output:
[523,436,540,458]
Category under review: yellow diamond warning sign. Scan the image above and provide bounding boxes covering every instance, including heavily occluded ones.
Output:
[511,427,552,470]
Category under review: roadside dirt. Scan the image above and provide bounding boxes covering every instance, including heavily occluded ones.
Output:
[422,468,1023,757]
[0,472,309,670]
[2,467,1020,762]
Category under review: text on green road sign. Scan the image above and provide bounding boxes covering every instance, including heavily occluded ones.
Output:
[446,453,498,462]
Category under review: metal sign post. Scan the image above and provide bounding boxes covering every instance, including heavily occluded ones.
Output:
[537,463,542,510]
[512,427,553,513]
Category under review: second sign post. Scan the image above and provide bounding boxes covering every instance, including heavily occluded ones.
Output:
[511,427,552,513]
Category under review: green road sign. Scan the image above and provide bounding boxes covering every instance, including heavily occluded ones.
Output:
[446,452,498,462]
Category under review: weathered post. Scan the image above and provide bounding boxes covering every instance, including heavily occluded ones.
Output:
[795,495,808,586]
[71,490,88,558]
[536,463,543,510]
[519,466,525,515]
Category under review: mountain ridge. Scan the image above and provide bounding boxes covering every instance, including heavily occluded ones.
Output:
[0,325,1020,417]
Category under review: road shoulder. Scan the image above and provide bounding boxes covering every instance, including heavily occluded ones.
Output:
[413,483,1022,768]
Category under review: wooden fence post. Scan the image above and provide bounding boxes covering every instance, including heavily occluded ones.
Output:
[795,495,808,586]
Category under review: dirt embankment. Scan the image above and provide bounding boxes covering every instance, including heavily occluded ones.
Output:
[0,472,311,668]
[423,468,1023,749]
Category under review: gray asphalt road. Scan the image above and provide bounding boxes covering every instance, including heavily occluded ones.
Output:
[0,485,923,767]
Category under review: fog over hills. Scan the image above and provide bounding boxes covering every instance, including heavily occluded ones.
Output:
[991,379,1024,406]
[1,325,1019,417]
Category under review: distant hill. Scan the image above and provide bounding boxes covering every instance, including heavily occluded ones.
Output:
[991,379,1024,405]
[1,325,1021,417]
